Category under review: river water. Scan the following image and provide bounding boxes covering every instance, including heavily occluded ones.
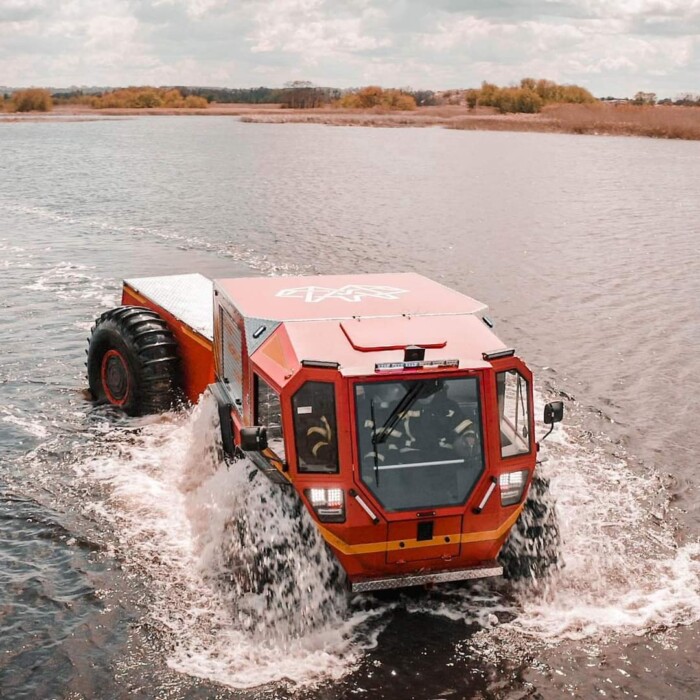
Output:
[1,116,698,699]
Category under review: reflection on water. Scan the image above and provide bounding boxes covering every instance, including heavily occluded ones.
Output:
[1,118,699,698]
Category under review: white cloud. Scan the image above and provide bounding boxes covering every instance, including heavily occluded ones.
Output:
[248,0,391,58]
[153,0,231,19]
[0,0,697,97]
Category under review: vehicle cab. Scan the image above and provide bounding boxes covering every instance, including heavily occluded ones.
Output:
[210,273,542,592]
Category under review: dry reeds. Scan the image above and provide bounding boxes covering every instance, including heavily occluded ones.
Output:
[7,99,700,141]
[544,103,700,140]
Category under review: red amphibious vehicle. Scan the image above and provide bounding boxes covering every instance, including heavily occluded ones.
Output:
[87,272,562,592]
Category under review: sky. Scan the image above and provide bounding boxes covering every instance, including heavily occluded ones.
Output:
[0,0,698,98]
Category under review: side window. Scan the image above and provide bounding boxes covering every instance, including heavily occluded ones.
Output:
[220,307,243,405]
[496,370,531,458]
[292,382,339,473]
[255,375,285,460]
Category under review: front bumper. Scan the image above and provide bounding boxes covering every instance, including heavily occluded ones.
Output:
[350,561,503,593]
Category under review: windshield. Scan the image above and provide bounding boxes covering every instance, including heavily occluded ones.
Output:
[355,376,484,511]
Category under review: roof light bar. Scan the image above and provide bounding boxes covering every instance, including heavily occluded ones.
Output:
[482,348,515,361]
[375,358,459,372]
[301,360,341,369]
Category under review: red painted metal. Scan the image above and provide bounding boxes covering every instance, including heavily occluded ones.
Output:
[101,349,130,406]
[216,273,487,322]
[121,273,538,588]
[122,284,215,404]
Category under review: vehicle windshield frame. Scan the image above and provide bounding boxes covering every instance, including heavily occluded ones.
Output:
[353,374,485,512]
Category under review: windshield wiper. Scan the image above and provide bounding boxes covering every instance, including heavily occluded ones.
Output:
[370,398,380,486]
[373,382,423,446]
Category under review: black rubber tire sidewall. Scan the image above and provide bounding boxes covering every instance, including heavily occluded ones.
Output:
[87,320,142,414]
[87,307,179,416]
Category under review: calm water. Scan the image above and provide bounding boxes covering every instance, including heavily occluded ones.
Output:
[1,117,699,699]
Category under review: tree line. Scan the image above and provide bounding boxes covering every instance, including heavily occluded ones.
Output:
[4,81,700,114]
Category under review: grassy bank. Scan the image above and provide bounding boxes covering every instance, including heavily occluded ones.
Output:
[240,103,700,140]
[542,103,700,139]
[450,103,700,139]
[3,102,700,140]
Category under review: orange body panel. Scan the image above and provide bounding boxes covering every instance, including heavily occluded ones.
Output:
[122,285,215,404]
[119,272,540,588]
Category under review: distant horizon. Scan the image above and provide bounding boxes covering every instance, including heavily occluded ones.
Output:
[0,82,689,102]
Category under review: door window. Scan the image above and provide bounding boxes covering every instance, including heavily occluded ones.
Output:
[292,382,339,473]
[496,370,531,457]
[255,375,285,460]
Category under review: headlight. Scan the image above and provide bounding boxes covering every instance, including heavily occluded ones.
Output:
[499,470,528,506]
[305,487,345,523]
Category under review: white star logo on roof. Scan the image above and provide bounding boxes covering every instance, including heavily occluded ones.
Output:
[276,285,409,303]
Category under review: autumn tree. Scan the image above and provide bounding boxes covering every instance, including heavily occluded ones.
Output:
[467,78,595,114]
[90,87,207,109]
[336,86,416,110]
[9,88,53,112]
[464,89,479,109]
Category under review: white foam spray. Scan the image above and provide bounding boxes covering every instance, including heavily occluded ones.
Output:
[459,395,700,661]
[74,397,384,689]
[72,384,700,688]
[506,423,700,641]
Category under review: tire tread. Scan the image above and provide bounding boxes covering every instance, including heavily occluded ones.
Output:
[87,305,181,415]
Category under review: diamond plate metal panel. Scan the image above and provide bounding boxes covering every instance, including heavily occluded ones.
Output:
[124,274,213,340]
[350,564,503,592]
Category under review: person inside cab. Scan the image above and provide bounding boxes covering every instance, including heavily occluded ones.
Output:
[360,382,405,469]
[400,380,473,460]
[358,379,473,463]
[453,428,481,469]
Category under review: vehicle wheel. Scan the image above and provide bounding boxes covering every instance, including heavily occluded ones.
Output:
[498,473,562,582]
[217,469,347,635]
[86,306,179,416]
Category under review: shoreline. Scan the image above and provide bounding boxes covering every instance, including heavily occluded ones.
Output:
[2,103,699,140]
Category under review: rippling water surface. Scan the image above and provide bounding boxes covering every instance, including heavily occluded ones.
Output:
[1,117,699,699]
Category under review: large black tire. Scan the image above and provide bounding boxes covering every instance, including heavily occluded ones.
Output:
[86,306,179,416]
[498,473,562,583]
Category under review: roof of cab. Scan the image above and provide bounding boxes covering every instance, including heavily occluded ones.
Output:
[287,315,504,377]
[214,273,488,322]
[215,274,508,379]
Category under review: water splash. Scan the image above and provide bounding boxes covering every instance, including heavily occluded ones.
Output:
[499,473,563,586]
[68,387,700,688]
[73,397,381,689]
[461,397,700,660]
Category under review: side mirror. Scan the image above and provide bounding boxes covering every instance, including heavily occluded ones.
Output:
[543,401,564,425]
[239,426,268,452]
